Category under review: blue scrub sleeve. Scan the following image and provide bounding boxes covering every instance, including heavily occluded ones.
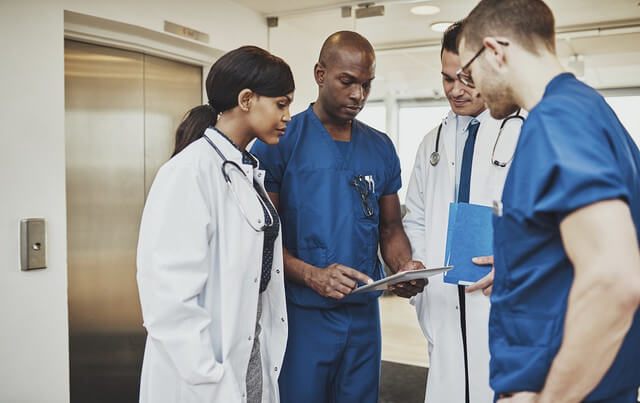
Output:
[527,110,630,220]
[251,139,286,193]
[382,144,402,196]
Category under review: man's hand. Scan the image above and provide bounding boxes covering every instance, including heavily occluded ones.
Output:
[466,255,494,296]
[388,260,427,298]
[307,263,373,299]
[497,392,539,403]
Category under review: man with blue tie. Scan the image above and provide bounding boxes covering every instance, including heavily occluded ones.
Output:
[403,21,524,402]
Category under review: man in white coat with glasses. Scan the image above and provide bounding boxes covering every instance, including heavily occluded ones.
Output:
[403,20,525,403]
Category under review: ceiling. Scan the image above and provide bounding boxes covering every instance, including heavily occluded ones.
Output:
[233,0,640,25]
[232,0,640,99]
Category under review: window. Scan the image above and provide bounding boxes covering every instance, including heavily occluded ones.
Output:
[358,102,387,133]
[397,104,450,202]
[605,95,640,146]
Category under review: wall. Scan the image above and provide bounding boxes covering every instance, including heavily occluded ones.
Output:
[0,1,267,402]
[64,0,268,52]
[0,2,68,402]
[268,9,354,115]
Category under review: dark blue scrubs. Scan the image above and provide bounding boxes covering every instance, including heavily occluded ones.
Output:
[251,104,401,402]
[491,73,640,402]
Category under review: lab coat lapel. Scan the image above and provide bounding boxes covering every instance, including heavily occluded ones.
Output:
[204,128,255,179]
[469,111,524,204]
[441,111,457,201]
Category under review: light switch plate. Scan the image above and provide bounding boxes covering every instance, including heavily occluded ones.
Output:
[20,218,47,271]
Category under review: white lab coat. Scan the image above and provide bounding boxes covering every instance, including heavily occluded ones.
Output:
[136,128,287,403]
[403,110,523,402]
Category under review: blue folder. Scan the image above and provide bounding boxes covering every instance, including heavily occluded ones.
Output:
[443,202,493,285]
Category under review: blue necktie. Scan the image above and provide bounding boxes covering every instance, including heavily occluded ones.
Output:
[458,119,480,403]
[458,120,480,203]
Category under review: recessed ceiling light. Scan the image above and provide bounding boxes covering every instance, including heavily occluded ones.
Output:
[430,21,453,32]
[411,5,441,16]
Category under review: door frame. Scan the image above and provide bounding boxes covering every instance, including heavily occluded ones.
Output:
[64,10,221,104]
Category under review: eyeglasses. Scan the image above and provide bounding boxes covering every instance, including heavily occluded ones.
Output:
[456,40,509,88]
[350,174,375,218]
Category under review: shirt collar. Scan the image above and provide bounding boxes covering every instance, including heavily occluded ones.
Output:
[544,72,575,96]
[456,114,473,135]
[204,127,258,168]
[460,108,490,133]
[210,126,257,167]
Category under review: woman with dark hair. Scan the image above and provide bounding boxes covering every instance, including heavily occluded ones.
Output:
[136,46,294,403]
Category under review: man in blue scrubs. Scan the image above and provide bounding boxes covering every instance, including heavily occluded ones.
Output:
[457,0,640,402]
[251,31,426,402]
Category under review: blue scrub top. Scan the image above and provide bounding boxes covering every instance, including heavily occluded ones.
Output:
[251,104,402,309]
[491,73,640,400]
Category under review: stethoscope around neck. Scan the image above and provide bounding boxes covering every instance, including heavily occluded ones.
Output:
[429,109,524,168]
[202,131,276,232]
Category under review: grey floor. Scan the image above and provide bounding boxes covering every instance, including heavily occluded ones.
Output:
[380,360,428,403]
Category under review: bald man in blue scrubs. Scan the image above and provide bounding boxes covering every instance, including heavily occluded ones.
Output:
[252,31,426,402]
[458,1,640,402]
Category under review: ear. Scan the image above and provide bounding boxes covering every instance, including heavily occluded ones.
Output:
[483,37,509,70]
[237,89,254,112]
[314,63,326,87]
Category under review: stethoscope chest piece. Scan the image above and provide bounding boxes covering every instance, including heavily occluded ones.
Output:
[430,123,443,166]
[430,152,440,166]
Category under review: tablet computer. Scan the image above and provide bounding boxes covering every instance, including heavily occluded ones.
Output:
[351,266,453,294]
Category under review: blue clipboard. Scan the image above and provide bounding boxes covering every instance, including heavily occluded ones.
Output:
[443,202,493,285]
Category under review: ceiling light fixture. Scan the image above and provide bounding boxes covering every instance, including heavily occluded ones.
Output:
[430,21,453,32]
[355,3,385,19]
[411,5,440,16]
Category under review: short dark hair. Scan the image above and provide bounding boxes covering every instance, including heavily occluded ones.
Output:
[441,20,464,58]
[172,46,295,156]
[460,0,556,55]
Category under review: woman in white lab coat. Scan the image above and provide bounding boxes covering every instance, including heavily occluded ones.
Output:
[136,46,294,403]
[403,109,523,402]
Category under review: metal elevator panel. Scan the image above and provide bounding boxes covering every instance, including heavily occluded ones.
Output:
[144,54,203,197]
[65,39,202,403]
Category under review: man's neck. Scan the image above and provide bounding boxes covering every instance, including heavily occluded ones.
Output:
[453,107,486,121]
[312,101,352,141]
[513,51,565,111]
[471,107,487,119]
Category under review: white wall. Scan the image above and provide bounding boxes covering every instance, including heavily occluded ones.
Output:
[64,0,268,51]
[268,9,354,115]
[0,1,267,402]
[0,2,68,402]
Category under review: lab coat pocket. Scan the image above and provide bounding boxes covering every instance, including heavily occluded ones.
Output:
[177,372,240,403]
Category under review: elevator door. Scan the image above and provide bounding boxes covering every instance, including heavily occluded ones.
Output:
[65,40,202,403]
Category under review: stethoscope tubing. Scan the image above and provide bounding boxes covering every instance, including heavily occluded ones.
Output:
[429,110,524,167]
[202,132,276,232]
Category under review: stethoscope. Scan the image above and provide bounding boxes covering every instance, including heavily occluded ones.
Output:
[203,132,276,232]
[430,109,524,168]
